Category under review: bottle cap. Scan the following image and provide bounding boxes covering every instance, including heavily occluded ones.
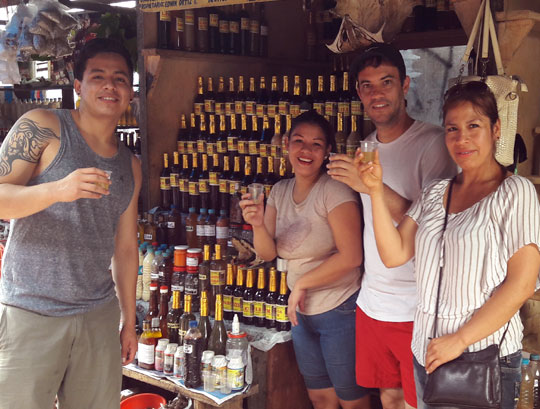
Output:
[200,208,207,214]
[175,245,189,251]
[151,317,160,327]
[160,286,168,293]
[232,314,240,335]
[523,358,530,365]
[228,356,244,368]
[202,350,215,362]
[150,283,158,289]
[166,343,178,353]
[189,207,196,213]
[158,338,170,347]
[187,248,202,254]
[152,241,159,247]
[147,247,155,253]
[189,320,198,327]
[531,354,540,361]
[212,355,227,368]
[276,257,288,272]
[208,209,215,214]
[155,250,162,256]
[220,209,228,216]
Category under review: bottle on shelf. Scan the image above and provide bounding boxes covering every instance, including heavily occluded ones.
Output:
[197,208,208,249]
[242,268,255,325]
[145,282,159,324]
[241,155,253,196]
[223,263,235,320]
[158,11,171,49]
[186,207,198,248]
[199,154,210,211]
[338,72,351,124]
[225,80,236,118]
[256,76,268,119]
[219,11,230,54]
[160,153,172,210]
[167,289,182,344]
[305,9,317,61]
[265,266,278,329]
[179,294,196,345]
[184,10,196,51]
[198,290,212,351]
[276,258,291,331]
[219,155,231,214]
[210,152,221,212]
[335,112,346,154]
[249,4,260,57]
[229,6,240,55]
[138,320,157,370]
[197,115,208,155]
[194,77,205,116]
[188,153,200,211]
[346,115,361,158]
[171,151,181,209]
[279,76,290,116]
[289,75,301,118]
[205,77,216,114]
[313,75,325,116]
[158,285,169,339]
[259,4,268,57]
[208,7,220,53]
[215,78,226,117]
[264,155,277,198]
[172,10,184,50]
[248,116,260,156]
[184,320,203,388]
[179,154,191,214]
[233,267,245,322]
[253,267,267,327]
[245,77,257,117]
[267,76,279,119]
[239,4,250,56]
[208,294,228,356]
[235,76,246,115]
[205,208,217,248]
[300,78,314,113]
[325,74,338,119]
[197,8,209,52]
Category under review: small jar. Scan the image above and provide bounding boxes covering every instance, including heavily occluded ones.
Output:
[155,338,169,372]
[226,331,249,366]
[201,350,215,373]
[187,248,202,268]
[211,355,228,389]
[227,356,245,390]
[174,344,186,380]
[174,245,189,268]
[164,343,178,375]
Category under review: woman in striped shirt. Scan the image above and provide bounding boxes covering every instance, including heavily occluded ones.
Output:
[357,81,540,409]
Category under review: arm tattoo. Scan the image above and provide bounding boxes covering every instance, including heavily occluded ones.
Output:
[0,118,59,176]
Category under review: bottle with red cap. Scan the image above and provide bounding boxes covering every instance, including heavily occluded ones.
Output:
[159,285,169,339]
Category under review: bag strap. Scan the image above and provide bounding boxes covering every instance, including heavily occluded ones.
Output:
[431,177,510,348]
[460,0,485,68]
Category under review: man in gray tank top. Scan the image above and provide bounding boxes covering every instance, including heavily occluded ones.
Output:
[0,38,141,409]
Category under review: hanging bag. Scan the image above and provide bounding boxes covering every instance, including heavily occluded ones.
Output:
[448,0,527,167]
[422,178,510,408]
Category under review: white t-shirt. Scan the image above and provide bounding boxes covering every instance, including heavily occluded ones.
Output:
[407,176,540,366]
[357,120,457,322]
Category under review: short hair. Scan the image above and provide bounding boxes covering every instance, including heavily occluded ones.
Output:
[74,38,134,84]
[350,43,406,85]
[288,110,337,168]
[443,81,498,126]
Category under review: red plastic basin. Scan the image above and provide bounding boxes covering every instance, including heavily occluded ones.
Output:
[120,393,167,409]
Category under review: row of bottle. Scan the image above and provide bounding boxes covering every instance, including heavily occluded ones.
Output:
[518,354,540,409]
[0,97,63,128]
[403,1,461,33]
[158,4,268,58]
[118,129,142,159]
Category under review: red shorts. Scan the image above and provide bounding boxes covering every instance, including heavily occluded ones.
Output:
[355,307,417,407]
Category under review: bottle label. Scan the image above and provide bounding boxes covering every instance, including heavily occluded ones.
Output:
[160,176,171,190]
[185,282,198,294]
[151,272,159,281]
[178,141,185,154]
[216,226,229,239]
[228,367,245,390]
[243,300,254,317]
[184,343,194,354]
[179,179,188,192]
[185,11,195,25]
[346,145,358,158]
[245,101,255,116]
[225,103,233,116]
[143,233,153,241]
[233,296,243,312]
[223,294,233,312]
[256,103,265,118]
[205,224,216,237]
[259,143,269,157]
[276,305,289,322]
[189,181,199,195]
[176,17,184,32]
[160,11,171,22]
[187,141,195,154]
[289,104,300,118]
[325,101,337,117]
[210,269,225,286]
[238,140,248,155]
[198,17,209,31]
[270,145,279,157]
[219,20,229,33]
[228,136,238,151]
[217,140,227,154]
[338,101,351,116]
[313,102,324,115]
[351,100,362,116]
[250,20,260,34]
[168,322,180,332]
[249,140,259,156]
[260,25,268,36]
[241,17,250,31]
[199,179,209,193]
[254,301,265,318]
[209,13,219,27]
[199,273,207,281]
[196,224,206,237]
[138,342,155,364]
[194,103,203,116]
[336,142,346,154]
[278,101,289,116]
[204,99,215,113]
[219,179,229,194]
[207,143,215,156]
[264,184,272,198]
[240,185,247,196]
[230,21,240,34]
[168,221,176,229]
[215,102,225,115]
[235,101,245,115]
[186,225,194,233]
[265,303,276,320]
[266,104,277,118]
[170,173,179,187]
[209,171,219,185]
[229,181,241,195]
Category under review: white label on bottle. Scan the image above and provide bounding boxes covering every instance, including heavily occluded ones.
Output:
[186,257,198,267]
[205,224,216,237]
[138,343,155,364]
[168,221,175,228]
[196,225,205,236]
[184,344,193,354]
[260,25,268,36]
[143,233,152,241]
[216,226,229,240]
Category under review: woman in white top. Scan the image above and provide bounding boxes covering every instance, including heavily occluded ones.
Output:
[357,81,540,409]
[240,111,370,409]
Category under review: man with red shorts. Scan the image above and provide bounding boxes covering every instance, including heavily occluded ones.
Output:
[328,43,457,408]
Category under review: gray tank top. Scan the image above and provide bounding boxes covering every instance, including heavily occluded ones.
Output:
[0,109,134,316]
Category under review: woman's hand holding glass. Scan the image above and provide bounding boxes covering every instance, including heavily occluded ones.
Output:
[239,193,265,227]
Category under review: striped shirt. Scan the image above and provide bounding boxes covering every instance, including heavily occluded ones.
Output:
[407,175,540,366]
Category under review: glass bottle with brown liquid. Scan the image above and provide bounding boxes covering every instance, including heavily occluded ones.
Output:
[179,294,196,345]
[159,285,169,339]
[276,259,291,332]
[198,290,212,351]
[198,245,212,315]
[233,267,245,322]
[242,268,255,325]
[253,267,266,327]
[210,244,226,314]
[186,207,198,248]
[223,263,235,320]
[167,289,182,344]
[265,266,277,329]
[208,294,227,356]
[138,320,157,370]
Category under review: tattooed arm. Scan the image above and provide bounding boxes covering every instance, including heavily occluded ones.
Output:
[0,109,111,219]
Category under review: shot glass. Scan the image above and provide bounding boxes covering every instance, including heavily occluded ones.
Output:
[220,378,232,394]
[359,141,378,164]
[248,183,264,204]
[96,170,112,190]
[203,370,215,392]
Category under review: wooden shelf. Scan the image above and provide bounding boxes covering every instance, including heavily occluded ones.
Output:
[0,84,73,91]
[392,28,468,50]
[526,175,540,185]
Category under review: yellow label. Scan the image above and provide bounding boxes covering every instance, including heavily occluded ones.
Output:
[223,295,233,312]
[209,13,219,27]
[230,21,239,34]
[338,102,351,116]
[267,105,277,118]
[204,99,215,113]
[337,142,346,154]
[215,102,225,115]
[238,141,247,155]
[256,104,265,118]
[245,102,255,116]
[225,103,233,116]
[264,184,272,198]
[250,20,259,34]
[197,140,206,153]
[176,17,184,32]
[177,141,185,154]
[160,177,171,190]
[233,297,243,312]
[217,141,227,154]
[325,101,337,117]
[254,301,264,318]
[160,11,171,21]
[241,17,250,31]
[194,103,203,116]
[278,101,289,116]
[199,179,209,193]
[290,105,300,118]
[240,186,248,196]
[207,143,215,156]
[219,179,228,193]
[198,16,208,31]
[259,143,269,157]
[313,102,324,115]
[346,145,358,158]
[270,145,279,157]
[265,303,275,320]
[228,137,238,152]
[229,181,240,195]
[276,305,289,322]
[185,11,195,25]
[210,269,225,286]
[351,101,362,116]
[243,300,253,317]
[179,179,187,192]
[249,141,259,156]
[187,142,195,154]
[170,174,179,187]
[189,181,199,195]
[209,172,219,185]
[235,101,245,115]
[219,20,229,33]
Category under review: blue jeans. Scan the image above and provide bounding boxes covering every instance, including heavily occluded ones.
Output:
[291,292,370,401]
[413,350,522,409]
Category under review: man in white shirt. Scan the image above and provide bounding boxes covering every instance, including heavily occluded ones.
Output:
[328,43,457,409]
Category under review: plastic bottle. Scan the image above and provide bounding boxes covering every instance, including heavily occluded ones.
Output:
[164,343,178,376]
[184,320,203,388]
[227,356,244,391]
[151,250,164,286]
[155,338,169,372]
[142,247,155,301]
[518,358,533,409]
[174,343,186,380]
[530,354,540,408]
[226,314,248,366]
[136,268,143,300]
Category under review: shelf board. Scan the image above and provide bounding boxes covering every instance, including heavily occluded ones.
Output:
[142,48,329,70]
[0,84,73,91]
[392,28,468,50]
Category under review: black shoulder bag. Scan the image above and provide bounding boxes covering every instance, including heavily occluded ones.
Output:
[423,178,509,408]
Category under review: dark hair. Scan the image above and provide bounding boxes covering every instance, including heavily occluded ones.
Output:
[443,81,498,126]
[288,111,336,169]
[74,38,134,84]
[350,43,406,85]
